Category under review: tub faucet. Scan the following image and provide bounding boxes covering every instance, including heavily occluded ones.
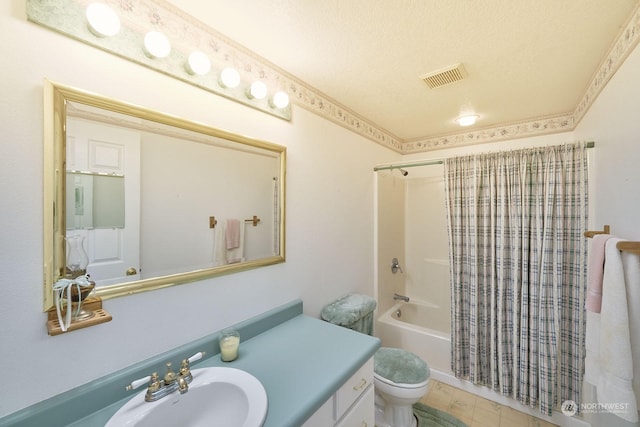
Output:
[393,293,409,302]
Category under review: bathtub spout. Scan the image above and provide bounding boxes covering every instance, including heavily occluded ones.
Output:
[393,293,409,302]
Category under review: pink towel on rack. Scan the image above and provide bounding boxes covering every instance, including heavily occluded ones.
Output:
[585,234,612,313]
[225,219,241,250]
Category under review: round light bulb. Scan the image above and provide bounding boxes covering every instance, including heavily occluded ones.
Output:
[271,91,289,109]
[186,51,211,75]
[143,31,171,58]
[248,81,267,99]
[86,3,121,37]
[456,114,479,127]
[219,67,241,88]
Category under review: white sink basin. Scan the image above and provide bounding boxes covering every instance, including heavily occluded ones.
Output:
[106,367,268,427]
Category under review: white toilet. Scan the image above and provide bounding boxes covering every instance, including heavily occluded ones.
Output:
[321,294,430,427]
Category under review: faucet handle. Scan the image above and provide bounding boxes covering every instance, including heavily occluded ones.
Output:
[164,362,177,385]
[391,257,404,274]
[180,351,206,380]
[144,372,163,401]
[125,373,155,391]
[187,351,206,364]
[125,376,150,391]
[147,372,162,392]
[179,359,191,380]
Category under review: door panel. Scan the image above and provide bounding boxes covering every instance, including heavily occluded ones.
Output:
[66,118,141,285]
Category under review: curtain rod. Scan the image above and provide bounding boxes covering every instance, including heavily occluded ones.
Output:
[373,141,595,172]
[373,159,443,172]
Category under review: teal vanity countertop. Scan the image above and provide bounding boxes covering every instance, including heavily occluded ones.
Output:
[203,316,379,427]
[0,299,380,427]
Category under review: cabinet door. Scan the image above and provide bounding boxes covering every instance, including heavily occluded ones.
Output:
[335,386,375,427]
[302,397,333,427]
[334,358,374,420]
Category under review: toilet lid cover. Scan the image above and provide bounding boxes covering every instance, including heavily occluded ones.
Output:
[374,347,430,385]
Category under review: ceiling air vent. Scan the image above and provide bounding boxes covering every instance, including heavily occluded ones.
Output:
[420,63,467,89]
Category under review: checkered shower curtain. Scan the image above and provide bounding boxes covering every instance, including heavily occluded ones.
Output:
[444,142,589,415]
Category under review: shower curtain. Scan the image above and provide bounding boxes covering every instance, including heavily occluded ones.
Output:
[444,142,589,415]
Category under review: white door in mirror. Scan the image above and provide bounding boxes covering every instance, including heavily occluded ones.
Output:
[66,118,141,286]
[106,367,267,427]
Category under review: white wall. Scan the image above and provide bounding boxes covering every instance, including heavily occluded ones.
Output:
[574,41,640,242]
[0,1,394,417]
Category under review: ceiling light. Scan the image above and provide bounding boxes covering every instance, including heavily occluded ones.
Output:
[271,91,289,109]
[86,3,121,37]
[186,51,211,75]
[456,114,479,127]
[247,81,267,100]
[219,67,241,88]
[143,31,171,58]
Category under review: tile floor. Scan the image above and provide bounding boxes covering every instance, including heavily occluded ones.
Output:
[421,380,559,427]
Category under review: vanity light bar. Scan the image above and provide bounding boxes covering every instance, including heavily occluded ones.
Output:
[26,0,291,119]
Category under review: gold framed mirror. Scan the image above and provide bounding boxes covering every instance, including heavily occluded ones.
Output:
[43,80,286,311]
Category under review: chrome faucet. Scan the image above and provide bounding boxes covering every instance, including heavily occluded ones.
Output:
[126,351,205,402]
[393,293,409,302]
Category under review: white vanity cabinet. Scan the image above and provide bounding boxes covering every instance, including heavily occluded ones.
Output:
[303,357,375,427]
[335,387,374,427]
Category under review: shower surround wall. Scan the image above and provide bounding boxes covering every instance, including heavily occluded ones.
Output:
[376,171,406,316]
[376,166,451,327]
[404,167,450,320]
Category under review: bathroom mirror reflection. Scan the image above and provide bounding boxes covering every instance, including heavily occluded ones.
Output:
[43,80,286,311]
[66,172,125,229]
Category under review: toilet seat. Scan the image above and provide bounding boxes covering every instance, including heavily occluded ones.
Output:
[373,347,430,388]
[374,371,429,389]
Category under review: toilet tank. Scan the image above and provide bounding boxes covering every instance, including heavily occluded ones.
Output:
[321,294,377,336]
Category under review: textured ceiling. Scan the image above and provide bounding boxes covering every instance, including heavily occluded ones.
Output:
[166,1,639,151]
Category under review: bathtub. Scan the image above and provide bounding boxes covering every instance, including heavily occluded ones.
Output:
[376,300,452,374]
[376,300,590,427]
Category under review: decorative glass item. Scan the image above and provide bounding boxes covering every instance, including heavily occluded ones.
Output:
[60,235,95,324]
[66,235,89,278]
[69,277,96,322]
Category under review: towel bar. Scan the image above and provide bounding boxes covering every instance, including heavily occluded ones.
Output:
[584,225,610,238]
[210,215,260,228]
[245,215,261,226]
[617,241,640,254]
